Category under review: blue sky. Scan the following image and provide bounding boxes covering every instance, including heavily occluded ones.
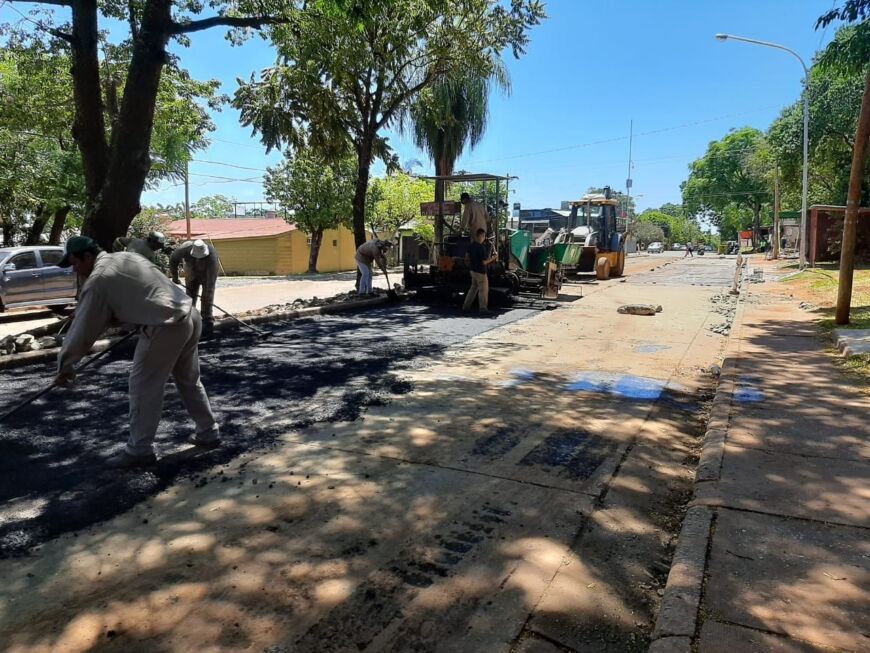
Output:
[1,1,842,214]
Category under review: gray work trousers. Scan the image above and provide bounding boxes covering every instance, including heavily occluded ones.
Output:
[184,266,216,328]
[127,309,218,456]
[463,271,489,311]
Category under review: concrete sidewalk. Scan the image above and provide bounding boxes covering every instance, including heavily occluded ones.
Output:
[651,296,870,652]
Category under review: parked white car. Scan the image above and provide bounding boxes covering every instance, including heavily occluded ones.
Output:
[647,242,664,254]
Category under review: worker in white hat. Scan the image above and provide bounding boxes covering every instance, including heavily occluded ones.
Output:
[169,239,220,337]
[112,231,167,267]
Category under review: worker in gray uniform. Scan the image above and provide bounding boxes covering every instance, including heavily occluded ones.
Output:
[55,236,220,468]
[112,231,166,265]
[460,193,489,240]
[169,239,220,338]
[355,238,392,295]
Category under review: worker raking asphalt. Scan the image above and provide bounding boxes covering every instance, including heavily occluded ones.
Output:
[0,303,535,557]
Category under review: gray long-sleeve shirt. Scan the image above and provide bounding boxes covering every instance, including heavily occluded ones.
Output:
[169,241,220,286]
[355,239,387,270]
[112,237,156,263]
[57,252,192,375]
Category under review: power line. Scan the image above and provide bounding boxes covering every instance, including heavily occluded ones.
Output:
[191,158,268,172]
[464,105,782,165]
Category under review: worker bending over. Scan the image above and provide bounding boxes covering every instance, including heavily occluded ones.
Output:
[55,236,220,468]
[460,192,489,240]
[355,238,392,296]
[463,228,497,314]
[112,231,166,266]
[170,239,220,338]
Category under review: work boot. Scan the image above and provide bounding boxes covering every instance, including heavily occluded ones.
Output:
[106,451,157,468]
[189,433,221,449]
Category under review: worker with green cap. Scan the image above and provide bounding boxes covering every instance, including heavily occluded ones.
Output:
[112,231,167,266]
[170,239,220,338]
[55,236,220,468]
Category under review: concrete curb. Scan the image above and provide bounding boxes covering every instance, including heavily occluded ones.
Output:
[0,295,391,371]
[648,272,747,652]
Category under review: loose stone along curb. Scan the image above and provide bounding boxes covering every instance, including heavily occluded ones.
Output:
[648,285,746,652]
[0,295,391,370]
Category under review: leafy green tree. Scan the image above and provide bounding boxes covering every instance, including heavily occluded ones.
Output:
[767,24,870,207]
[681,127,771,246]
[2,0,306,248]
[0,34,225,245]
[191,195,235,219]
[263,151,355,272]
[405,60,510,252]
[634,222,665,249]
[234,0,545,253]
[367,173,434,236]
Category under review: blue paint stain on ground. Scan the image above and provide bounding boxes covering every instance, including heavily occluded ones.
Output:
[565,372,671,400]
[734,387,765,403]
[499,368,536,388]
[733,376,765,403]
[633,343,671,354]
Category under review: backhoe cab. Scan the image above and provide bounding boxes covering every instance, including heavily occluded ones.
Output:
[566,187,626,280]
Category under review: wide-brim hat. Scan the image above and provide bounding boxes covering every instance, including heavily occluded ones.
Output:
[190,239,209,259]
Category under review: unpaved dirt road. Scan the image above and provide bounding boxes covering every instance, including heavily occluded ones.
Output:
[0,255,738,653]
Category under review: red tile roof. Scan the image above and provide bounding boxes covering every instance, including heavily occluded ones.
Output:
[165,218,297,241]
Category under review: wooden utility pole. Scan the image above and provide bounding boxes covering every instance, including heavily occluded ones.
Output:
[773,167,781,259]
[835,67,870,325]
[184,159,192,240]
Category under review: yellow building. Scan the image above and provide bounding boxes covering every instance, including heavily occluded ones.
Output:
[165,218,360,275]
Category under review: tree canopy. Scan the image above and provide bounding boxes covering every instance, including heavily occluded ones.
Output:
[0,21,226,246]
[234,0,544,252]
[1,0,314,248]
[263,150,355,272]
[681,127,772,245]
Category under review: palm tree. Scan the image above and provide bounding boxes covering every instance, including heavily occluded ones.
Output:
[405,60,510,255]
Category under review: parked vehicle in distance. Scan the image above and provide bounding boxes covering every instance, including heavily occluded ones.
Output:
[0,246,77,312]
[705,245,713,252]
[672,243,684,250]
[647,242,664,253]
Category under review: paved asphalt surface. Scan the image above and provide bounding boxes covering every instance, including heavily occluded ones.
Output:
[0,304,535,557]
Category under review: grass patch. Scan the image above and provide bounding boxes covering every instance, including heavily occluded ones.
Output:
[779,262,870,330]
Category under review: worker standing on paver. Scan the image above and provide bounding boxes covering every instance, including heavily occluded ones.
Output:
[170,239,220,338]
[355,238,392,296]
[463,228,497,314]
[112,231,167,265]
[460,192,489,240]
[55,236,220,468]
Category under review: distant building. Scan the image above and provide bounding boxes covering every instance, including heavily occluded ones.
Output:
[165,217,359,275]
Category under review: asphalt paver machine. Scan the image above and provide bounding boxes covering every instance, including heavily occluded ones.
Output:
[403,173,564,302]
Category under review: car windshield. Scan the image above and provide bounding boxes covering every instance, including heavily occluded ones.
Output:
[0,248,14,264]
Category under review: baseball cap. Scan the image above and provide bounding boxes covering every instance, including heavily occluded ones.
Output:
[58,235,99,267]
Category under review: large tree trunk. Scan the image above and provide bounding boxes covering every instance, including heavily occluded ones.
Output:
[307,227,323,273]
[433,154,450,261]
[1,219,15,246]
[835,66,870,325]
[69,0,110,214]
[48,206,71,245]
[352,139,374,250]
[24,205,50,245]
[75,0,172,249]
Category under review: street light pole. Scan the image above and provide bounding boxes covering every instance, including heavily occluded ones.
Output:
[715,33,809,268]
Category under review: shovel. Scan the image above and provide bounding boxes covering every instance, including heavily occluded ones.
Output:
[0,330,137,423]
[212,303,271,338]
[381,267,399,301]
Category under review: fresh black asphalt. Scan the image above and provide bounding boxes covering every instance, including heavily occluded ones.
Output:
[0,303,535,557]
